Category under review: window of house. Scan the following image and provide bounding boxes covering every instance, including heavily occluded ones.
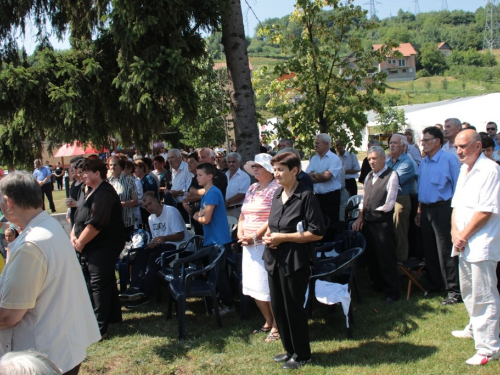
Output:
[402,69,407,73]
[399,59,406,67]
[389,69,398,75]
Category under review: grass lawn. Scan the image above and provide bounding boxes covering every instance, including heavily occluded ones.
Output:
[50,189,500,375]
[77,276,500,374]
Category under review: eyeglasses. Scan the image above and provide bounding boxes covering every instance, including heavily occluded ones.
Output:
[420,138,437,143]
[251,165,263,169]
[487,128,496,131]
[227,161,238,164]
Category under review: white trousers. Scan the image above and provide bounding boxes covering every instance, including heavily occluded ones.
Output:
[459,258,500,356]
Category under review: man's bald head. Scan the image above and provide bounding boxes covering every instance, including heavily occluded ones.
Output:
[456,129,482,168]
[199,147,215,164]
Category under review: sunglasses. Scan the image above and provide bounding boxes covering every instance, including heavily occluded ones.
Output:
[251,165,263,169]
[487,128,496,131]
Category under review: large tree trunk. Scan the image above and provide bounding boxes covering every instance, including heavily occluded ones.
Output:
[221,0,260,163]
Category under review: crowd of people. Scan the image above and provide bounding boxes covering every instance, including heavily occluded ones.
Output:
[0,119,499,372]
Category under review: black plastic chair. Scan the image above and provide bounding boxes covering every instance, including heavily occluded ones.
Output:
[157,235,204,300]
[306,247,364,339]
[166,245,225,340]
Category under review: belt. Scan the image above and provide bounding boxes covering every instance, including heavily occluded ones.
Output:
[228,204,243,210]
[421,199,451,208]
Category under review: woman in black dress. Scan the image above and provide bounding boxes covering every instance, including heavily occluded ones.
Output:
[71,159,126,338]
[263,152,325,370]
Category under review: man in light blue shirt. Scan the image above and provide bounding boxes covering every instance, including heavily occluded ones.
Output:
[33,159,56,212]
[386,134,416,262]
[306,133,342,240]
[416,126,461,306]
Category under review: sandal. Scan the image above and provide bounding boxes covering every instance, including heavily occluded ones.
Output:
[252,326,272,334]
[265,331,280,342]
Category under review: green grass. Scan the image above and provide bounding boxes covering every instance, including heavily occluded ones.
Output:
[75,275,500,374]
[50,189,500,375]
[51,189,70,214]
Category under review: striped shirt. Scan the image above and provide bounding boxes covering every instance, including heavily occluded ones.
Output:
[108,173,138,228]
[240,180,280,244]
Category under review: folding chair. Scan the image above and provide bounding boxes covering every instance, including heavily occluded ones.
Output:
[398,258,428,300]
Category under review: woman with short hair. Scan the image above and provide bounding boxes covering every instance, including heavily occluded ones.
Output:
[71,159,126,339]
[263,152,325,370]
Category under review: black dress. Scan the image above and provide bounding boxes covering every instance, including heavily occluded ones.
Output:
[74,181,126,335]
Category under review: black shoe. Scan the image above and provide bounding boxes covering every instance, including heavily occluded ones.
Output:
[282,358,311,369]
[273,353,292,363]
[119,287,145,301]
[51,209,56,213]
[441,296,462,306]
[125,297,149,309]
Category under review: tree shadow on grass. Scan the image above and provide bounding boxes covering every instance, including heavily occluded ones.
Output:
[313,341,438,367]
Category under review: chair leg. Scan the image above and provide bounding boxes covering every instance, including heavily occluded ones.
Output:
[346,305,354,339]
[353,275,362,303]
[212,292,222,328]
[177,297,186,340]
[166,291,173,320]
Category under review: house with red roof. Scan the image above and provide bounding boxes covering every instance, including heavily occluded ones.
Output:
[373,43,418,81]
[437,42,452,57]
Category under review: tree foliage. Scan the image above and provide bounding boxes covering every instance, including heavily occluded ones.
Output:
[255,0,389,151]
[373,107,407,135]
[0,0,229,167]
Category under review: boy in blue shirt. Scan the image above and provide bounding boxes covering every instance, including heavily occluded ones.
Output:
[193,163,234,315]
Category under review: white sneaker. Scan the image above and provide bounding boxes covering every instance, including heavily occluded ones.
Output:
[465,352,499,366]
[451,329,473,339]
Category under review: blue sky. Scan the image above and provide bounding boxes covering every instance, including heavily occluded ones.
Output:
[18,0,485,53]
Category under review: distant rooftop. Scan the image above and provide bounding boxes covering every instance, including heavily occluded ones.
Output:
[373,43,418,57]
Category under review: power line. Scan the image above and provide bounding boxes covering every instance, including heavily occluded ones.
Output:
[364,0,382,19]
[413,0,420,15]
[483,0,500,52]
[441,0,448,11]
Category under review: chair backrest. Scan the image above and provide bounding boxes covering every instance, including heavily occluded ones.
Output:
[346,195,363,219]
[312,247,363,281]
[339,230,366,253]
[183,245,225,291]
[227,215,238,236]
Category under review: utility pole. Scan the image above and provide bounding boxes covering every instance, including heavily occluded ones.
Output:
[413,0,420,15]
[364,0,381,19]
[441,0,448,11]
[483,0,500,53]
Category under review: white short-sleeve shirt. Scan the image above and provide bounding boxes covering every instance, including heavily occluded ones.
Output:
[305,150,342,194]
[148,205,189,245]
[451,154,500,262]
[225,168,251,205]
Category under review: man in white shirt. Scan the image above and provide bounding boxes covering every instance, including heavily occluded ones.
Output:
[450,129,500,366]
[352,146,400,305]
[121,192,189,308]
[306,133,342,240]
[335,139,360,197]
[442,118,462,158]
[224,152,250,220]
[167,148,193,223]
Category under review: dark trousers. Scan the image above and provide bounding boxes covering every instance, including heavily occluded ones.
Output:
[217,243,234,307]
[268,265,311,361]
[420,202,460,297]
[363,220,400,299]
[85,246,123,335]
[316,190,341,241]
[40,183,55,212]
[130,243,176,297]
[56,176,64,190]
[63,364,81,375]
[345,178,358,197]
[408,194,424,259]
[176,202,190,224]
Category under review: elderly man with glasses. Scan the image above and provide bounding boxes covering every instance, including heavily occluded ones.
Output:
[416,126,461,306]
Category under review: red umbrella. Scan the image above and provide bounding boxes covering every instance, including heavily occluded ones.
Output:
[54,141,109,157]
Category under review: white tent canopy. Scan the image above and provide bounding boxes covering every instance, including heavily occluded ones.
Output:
[363,93,500,147]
